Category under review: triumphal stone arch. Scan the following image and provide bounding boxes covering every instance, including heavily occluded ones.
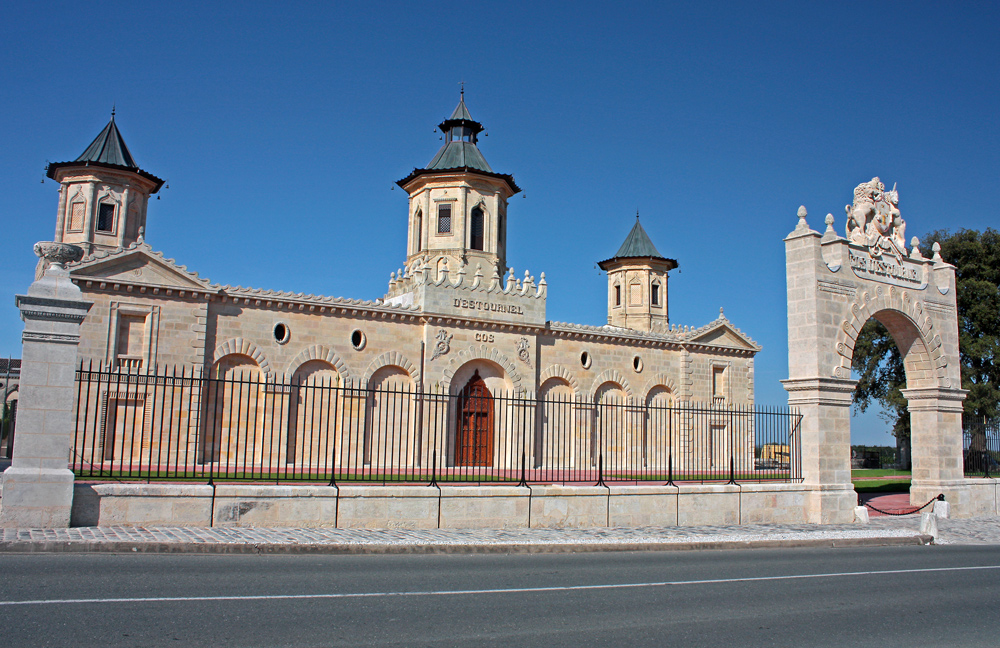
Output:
[783,178,969,522]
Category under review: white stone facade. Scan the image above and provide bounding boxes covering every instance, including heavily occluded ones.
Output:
[54,102,759,412]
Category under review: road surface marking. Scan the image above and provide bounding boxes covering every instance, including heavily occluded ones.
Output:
[3,564,999,606]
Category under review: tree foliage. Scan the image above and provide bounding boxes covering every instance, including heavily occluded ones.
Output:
[852,228,1000,436]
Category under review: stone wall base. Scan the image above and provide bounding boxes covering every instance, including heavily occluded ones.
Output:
[68,482,841,529]
[0,467,76,528]
[919,479,1000,518]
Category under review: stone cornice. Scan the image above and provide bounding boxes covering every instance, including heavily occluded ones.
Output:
[900,386,968,411]
[547,319,760,356]
[781,377,858,406]
[15,295,92,324]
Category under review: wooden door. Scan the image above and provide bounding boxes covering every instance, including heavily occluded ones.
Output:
[456,372,493,466]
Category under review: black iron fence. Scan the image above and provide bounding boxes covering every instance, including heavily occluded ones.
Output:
[964,414,1000,478]
[0,356,17,460]
[71,363,803,485]
[851,445,900,470]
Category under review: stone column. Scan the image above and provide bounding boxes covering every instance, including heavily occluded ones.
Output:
[783,208,856,524]
[782,377,857,523]
[0,242,91,528]
[903,386,970,512]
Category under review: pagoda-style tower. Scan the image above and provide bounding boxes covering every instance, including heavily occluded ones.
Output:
[395,93,520,279]
[598,216,678,332]
[45,112,164,256]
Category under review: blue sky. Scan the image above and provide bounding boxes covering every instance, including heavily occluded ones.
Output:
[2,1,997,444]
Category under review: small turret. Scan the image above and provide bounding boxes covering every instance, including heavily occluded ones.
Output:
[45,111,164,255]
[395,92,519,278]
[598,215,678,332]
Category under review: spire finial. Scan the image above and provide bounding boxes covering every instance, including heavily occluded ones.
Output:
[111,104,116,119]
[636,209,640,221]
[459,80,465,99]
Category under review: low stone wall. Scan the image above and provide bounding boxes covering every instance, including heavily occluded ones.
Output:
[964,479,1000,517]
[70,482,824,529]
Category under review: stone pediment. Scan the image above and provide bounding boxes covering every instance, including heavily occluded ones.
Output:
[687,318,760,352]
[69,243,214,292]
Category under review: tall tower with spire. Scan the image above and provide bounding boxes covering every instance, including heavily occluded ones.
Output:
[395,93,520,279]
[45,111,164,256]
[598,215,678,332]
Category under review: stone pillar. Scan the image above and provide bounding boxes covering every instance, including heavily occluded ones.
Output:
[782,377,857,523]
[903,386,970,512]
[0,242,91,528]
[783,208,855,524]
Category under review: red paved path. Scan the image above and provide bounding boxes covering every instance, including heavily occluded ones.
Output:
[861,492,917,517]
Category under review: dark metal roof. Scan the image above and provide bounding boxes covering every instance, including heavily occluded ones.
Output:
[438,96,484,134]
[0,358,20,375]
[397,95,520,194]
[598,219,678,269]
[76,115,138,168]
[427,141,493,173]
[450,97,473,122]
[396,167,521,194]
[45,114,165,192]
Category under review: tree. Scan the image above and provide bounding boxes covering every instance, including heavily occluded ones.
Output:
[852,228,1000,439]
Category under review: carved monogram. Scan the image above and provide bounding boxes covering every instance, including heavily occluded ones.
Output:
[516,337,531,367]
[430,329,453,361]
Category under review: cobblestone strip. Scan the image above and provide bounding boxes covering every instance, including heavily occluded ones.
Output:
[0,521,936,554]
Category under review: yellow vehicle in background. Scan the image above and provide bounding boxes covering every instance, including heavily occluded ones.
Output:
[758,443,790,469]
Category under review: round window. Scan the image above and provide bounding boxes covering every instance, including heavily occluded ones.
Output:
[351,330,367,351]
[580,351,592,369]
[633,356,643,373]
[273,322,290,345]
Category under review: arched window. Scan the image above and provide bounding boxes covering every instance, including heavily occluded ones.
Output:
[470,206,484,251]
[414,209,422,252]
[67,201,86,232]
[96,203,116,233]
[456,370,493,466]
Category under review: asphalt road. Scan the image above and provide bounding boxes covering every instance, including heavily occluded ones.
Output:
[1,545,999,648]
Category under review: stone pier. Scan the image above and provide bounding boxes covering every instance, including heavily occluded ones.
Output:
[0,243,91,528]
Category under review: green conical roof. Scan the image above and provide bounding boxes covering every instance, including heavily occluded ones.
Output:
[598,217,678,270]
[426,141,493,173]
[46,112,164,191]
[76,114,138,168]
[396,94,520,194]
[449,97,473,122]
[614,219,663,258]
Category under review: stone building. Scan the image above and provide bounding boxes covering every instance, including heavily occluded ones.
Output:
[44,96,761,474]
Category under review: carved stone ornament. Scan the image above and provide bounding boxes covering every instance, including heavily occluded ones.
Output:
[516,337,531,367]
[430,329,453,361]
[844,177,908,261]
[33,241,83,267]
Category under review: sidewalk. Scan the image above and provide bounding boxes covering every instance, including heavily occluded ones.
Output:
[0,516,970,555]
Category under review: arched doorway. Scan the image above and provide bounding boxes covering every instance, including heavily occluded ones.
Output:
[456,371,493,466]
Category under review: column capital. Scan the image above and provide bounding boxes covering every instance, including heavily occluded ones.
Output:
[781,376,857,406]
[900,386,968,412]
